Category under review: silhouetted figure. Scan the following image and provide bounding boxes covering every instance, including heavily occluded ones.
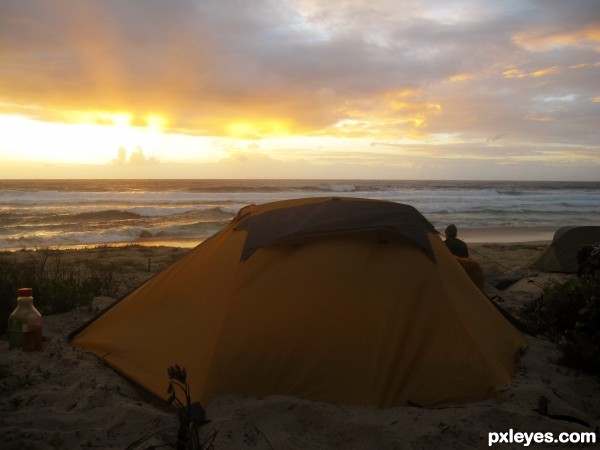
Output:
[444,224,469,258]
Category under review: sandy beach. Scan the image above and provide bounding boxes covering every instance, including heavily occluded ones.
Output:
[1,238,599,449]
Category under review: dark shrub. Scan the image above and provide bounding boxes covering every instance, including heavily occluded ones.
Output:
[521,275,600,375]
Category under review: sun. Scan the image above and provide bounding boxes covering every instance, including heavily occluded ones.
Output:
[0,112,167,166]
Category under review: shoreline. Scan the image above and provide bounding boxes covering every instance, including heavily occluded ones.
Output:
[455,226,555,244]
[0,226,556,253]
[0,238,203,253]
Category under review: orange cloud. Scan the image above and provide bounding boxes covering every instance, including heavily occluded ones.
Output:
[530,65,561,77]
[445,72,477,83]
[503,65,560,79]
[512,27,600,52]
[525,113,555,122]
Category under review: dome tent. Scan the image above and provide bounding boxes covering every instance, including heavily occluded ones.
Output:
[531,226,600,273]
[70,197,526,408]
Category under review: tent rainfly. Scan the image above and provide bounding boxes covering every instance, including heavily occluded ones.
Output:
[70,197,527,408]
[531,226,600,273]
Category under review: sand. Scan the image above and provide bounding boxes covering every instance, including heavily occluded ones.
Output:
[1,241,599,449]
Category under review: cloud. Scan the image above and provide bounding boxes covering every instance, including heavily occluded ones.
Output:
[112,146,158,165]
[0,0,599,175]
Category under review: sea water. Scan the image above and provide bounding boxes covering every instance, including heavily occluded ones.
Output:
[0,179,598,249]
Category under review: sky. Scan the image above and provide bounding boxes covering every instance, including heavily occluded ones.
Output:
[0,0,599,180]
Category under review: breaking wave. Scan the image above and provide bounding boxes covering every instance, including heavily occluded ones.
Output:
[1,179,599,249]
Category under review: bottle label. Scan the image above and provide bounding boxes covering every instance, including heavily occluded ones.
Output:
[22,325,42,351]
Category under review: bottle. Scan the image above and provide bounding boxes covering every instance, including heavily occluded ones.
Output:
[7,288,43,351]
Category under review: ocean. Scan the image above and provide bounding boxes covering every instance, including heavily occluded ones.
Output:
[0,179,599,250]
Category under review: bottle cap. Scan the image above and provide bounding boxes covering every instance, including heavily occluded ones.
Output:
[18,287,33,297]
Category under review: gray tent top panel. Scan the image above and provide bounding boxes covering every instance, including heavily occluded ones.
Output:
[234,198,437,262]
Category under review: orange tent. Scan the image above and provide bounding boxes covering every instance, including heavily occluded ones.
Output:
[70,197,526,408]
